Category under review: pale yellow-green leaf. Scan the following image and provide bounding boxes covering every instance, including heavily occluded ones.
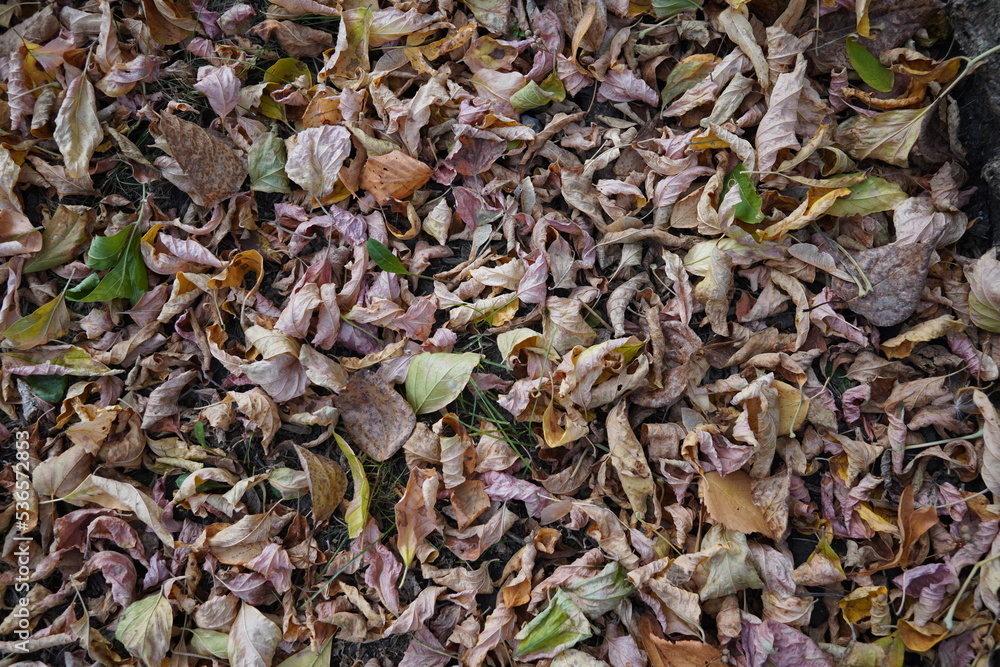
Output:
[276,637,334,667]
[1,295,70,350]
[334,433,370,538]
[405,352,482,415]
[115,594,173,667]
[191,629,229,659]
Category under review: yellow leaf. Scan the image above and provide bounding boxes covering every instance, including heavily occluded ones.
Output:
[759,187,852,241]
[773,380,811,435]
[880,315,965,359]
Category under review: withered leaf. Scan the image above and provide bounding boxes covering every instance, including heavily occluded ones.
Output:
[158,113,247,207]
[700,470,776,539]
[831,242,933,327]
[334,371,416,461]
[294,445,347,523]
[361,151,433,204]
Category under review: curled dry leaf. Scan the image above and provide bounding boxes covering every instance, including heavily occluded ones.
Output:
[294,445,347,523]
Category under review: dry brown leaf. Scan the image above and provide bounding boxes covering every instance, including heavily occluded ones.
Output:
[360,151,433,204]
[831,242,933,327]
[294,445,347,523]
[699,470,776,539]
[158,113,247,207]
[334,371,416,461]
[638,615,724,667]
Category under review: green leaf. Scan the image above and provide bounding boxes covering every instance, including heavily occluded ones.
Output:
[25,375,69,403]
[190,629,229,659]
[23,206,91,273]
[511,73,566,113]
[722,164,763,224]
[514,589,593,658]
[249,128,291,194]
[334,433,370,539]
[115,594,173,667]
[366,238,411,275]
[846,38,895,93]
[405,352,482,415]
[276,637,334,667]
[826,176,908,217]
[86,224,133,270]
[1,295,70,350]
[192,421,207,446]
[651,0,703,19]
[68,224,148,304]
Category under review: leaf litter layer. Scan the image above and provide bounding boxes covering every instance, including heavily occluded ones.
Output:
[2,0,1000,665]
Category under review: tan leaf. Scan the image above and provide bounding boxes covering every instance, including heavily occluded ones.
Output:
[395,467,440,569]
[87,475,175,548]
[835,108,926,168]
[205,512,292,565]
[229,387,281,448]
[606,400,655,518]
[229,602,281,667]
[699,470,776,539]
[294,445,347,523]
[360,150,433,204]
[54,69,103,179]
[158,113,247,207]
[333,371,416,461]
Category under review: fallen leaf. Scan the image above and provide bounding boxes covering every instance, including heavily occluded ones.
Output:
[700,470,775,538]
[405,352,482,415]
[158,113,247,207]
[285,125,352,201]
[361,150,433,204]
[831,242,933,327]
[229,602,282,667]
[116,594,173,667]
[334,371,416,461]
[294,445,347,523]
[54,69,103,179]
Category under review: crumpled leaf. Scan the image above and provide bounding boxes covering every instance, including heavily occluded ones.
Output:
[606,400,655,518]
[698,525,764,600]
[285,125,352,201]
